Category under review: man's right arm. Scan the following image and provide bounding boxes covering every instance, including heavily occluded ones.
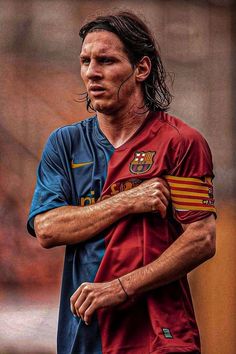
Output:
[34,178,169,248]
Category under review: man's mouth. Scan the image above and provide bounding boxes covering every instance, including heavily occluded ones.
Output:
[89,85,106,96]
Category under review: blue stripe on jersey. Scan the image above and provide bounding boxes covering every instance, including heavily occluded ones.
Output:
[27,116,114,354]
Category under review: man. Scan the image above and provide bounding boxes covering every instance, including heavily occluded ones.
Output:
[27,12,216,354]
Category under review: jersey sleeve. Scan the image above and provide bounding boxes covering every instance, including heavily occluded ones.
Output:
[27,130,71,236]
[165,127,216,224]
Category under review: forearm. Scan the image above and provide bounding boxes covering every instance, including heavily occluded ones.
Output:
[35,192,131,248]
[35,177,169,248]
[120,215,216,297]
[70,215,216,324]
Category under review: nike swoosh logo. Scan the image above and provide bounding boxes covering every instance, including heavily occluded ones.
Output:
[71,161,93,169]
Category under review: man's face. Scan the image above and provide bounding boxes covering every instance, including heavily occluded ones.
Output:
[80,30,139,115]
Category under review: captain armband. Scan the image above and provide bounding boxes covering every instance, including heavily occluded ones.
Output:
[165,175,216,213]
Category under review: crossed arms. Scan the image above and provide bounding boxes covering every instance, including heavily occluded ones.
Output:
[34,177,216,325]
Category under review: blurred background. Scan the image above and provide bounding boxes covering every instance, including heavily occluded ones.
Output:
[0,0,235,353]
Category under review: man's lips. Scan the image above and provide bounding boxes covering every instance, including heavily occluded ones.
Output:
[89,85,106,97]
[89,85,105,91]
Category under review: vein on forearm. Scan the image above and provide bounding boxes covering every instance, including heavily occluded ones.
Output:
[35,191,131,247]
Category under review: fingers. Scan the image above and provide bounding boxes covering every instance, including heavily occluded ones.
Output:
[151,200,166,218]
[143,177,170,199]
[70,284,96,325]
[140,178,170,217]
[76,296,94,325]
[73,292,88,319]
[70,280,126,325]
[154,186,169,207]
[159,181,170,200]
[71,283,97,322]
[83,303,95,325]
[70,283,89,319]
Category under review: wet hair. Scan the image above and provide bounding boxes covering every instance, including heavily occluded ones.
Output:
[79,11,172,112]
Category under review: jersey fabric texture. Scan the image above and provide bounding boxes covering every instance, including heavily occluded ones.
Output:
[27,111,216,354]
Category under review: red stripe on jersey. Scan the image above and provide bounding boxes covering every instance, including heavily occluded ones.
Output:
[171,194,210,200]
[167,179,207,187]
[171,186,209,194]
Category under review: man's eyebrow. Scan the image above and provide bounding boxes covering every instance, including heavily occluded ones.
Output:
[79,51,128,61]
[80,53,119,59]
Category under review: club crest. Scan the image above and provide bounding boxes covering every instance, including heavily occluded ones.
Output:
[130,151,156,174]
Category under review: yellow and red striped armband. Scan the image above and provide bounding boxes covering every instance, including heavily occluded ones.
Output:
[165,175,216,213]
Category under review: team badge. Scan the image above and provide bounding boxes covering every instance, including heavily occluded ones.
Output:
[130,151,156,174]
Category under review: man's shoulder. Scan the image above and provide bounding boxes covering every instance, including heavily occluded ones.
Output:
[53,116,96,135]
[156,111,207,146]
[48,116,97,143]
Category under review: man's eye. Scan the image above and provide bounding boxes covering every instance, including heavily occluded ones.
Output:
[81,58,90,65]
[99,57,113,64]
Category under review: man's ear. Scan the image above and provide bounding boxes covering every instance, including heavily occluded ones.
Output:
[135,56,151,82]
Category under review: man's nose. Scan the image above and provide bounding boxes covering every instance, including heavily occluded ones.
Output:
[86,60,102,80]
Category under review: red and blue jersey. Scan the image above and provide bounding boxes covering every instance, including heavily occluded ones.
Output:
[27,111,216,354]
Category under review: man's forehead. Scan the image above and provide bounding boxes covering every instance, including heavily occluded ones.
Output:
[81,31,126,55]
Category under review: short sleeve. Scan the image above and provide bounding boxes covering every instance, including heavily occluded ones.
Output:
[27,131,71,236]
[165,127,216,224]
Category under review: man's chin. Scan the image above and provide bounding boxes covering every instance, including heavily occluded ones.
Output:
[93,103,114,115]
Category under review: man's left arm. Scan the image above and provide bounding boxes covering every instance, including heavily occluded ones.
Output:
[70,214,216,324]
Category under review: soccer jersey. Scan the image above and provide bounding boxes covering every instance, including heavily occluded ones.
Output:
[27,111,216,354]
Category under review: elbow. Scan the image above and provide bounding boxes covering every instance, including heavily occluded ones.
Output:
[38,237,55,249]
[34,214,56,249]
[201,226,216,260]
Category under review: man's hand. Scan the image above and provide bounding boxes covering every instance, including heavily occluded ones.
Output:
[127,177,170,218]
[70,279,127,325]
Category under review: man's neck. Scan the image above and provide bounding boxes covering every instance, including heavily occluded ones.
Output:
[97,105,149,149]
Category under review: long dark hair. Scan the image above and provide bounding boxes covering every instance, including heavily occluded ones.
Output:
[79,11,172,112]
